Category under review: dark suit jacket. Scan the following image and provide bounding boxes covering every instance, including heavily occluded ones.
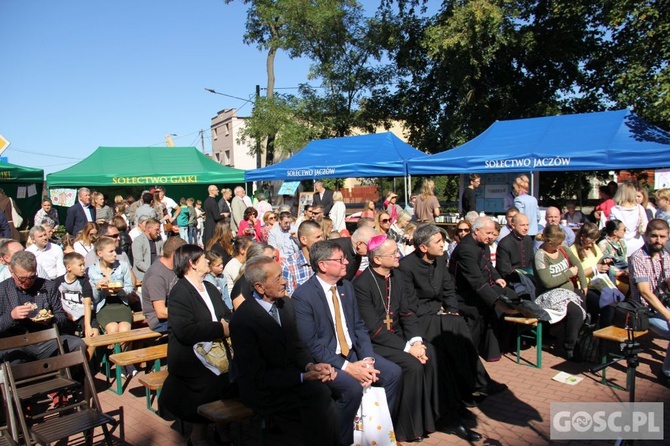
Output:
[313,189,334,215]
[448,233,502,310]
[229,296,313,414]
[292,275,374,369]
[202,196,222,247]
[333,237,360,281]
[165,278,229,380]
[65,202,96,236]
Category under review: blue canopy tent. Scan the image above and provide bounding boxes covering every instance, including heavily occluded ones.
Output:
[408,109,670,175]
[245,132,427,180]
[246,132,428,203]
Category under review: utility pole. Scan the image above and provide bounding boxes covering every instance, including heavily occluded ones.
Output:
[255,84,262,169]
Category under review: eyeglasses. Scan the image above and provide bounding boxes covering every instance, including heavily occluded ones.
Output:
[457,228,470,233]
[312,211,322,215]
[380,218,391,223]
[107,233,120,239]
[268,215,277,220]
[323,257,347,264]
[379,250,399,257]
[12,272,37,283]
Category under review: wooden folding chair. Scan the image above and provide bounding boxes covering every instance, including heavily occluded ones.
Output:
[4,349,120,445]
[0,327,79,442]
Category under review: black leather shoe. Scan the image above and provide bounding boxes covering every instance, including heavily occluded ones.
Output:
[473,381,508,398]
[448,423,482,442]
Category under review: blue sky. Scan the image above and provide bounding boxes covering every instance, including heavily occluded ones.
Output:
[1,0,321,174]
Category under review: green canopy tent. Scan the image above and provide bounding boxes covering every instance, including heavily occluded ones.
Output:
[0,161,44,229]
[47,147,246,214]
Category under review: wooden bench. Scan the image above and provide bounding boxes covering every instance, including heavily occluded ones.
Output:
[109,344,167,372]
[504,316,542,368]
[593,326,648,391]
[137,369,169,414]
[198,399,259,445]
[84,327,162,395]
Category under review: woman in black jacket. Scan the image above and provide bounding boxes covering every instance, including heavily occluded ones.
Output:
[158,244,235,445]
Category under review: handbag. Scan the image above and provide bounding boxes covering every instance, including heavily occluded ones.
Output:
[612,300,650,331]
[194,338,233,375]
[590,271,616,292]
[9,198,23,227]
[574,315,599,363]
[353,386,397,446]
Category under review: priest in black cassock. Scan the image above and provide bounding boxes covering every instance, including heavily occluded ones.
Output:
[353,235,441,442]
[398,224,508,408]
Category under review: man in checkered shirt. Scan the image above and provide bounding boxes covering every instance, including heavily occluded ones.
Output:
[629,218,670,385]
[282,220,324,296]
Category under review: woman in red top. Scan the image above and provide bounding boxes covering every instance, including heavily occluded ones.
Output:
[236,207,262,242]
[593,185,615,223]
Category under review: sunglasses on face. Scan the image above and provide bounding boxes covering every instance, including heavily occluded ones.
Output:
[457,228,470,233]
[380,218,391,223]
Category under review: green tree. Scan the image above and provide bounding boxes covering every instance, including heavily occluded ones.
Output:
[586,0,670,129]
[375,0,603,152]
[225,0,359,164]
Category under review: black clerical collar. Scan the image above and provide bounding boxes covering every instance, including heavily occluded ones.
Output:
[370,267,393,279]
[512,231,526,241]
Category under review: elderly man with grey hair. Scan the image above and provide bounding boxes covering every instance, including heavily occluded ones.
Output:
[26,225,65,279]
[66,187,96,236]
[0,251,85,363]
[230,186,248,233]
[449,217,518,361]
[333,226,377,281]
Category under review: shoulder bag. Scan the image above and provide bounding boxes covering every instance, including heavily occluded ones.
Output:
[9,198,23,227]
[612,300,649,331]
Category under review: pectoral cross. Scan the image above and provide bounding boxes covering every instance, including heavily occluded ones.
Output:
[384,313,393,330]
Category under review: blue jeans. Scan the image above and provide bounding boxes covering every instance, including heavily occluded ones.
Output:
[188,226,197,245]
[648,306,670,376]
[178,226,188,241]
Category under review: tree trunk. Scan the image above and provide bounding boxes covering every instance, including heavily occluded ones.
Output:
[264,47,277,166]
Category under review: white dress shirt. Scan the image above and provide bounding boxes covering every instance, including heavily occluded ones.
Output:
[26,242,66,279]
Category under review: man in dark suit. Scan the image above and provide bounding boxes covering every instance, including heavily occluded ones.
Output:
[230,256,339,446]
[293,240,401,446]
[449,217,518,361]
[333,226,376,281]
[65,187,96,236]
[312,180,334,215]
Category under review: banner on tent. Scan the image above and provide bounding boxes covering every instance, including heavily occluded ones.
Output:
[111,175,199,185]
[286,168,335,178]
[484,157,572,169]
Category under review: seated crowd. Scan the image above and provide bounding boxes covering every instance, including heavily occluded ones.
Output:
[2,180,670,446]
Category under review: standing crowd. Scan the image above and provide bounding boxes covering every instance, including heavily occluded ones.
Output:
[2,177,670,445]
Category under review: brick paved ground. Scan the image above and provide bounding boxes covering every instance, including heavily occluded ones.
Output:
[85,333,669,446]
